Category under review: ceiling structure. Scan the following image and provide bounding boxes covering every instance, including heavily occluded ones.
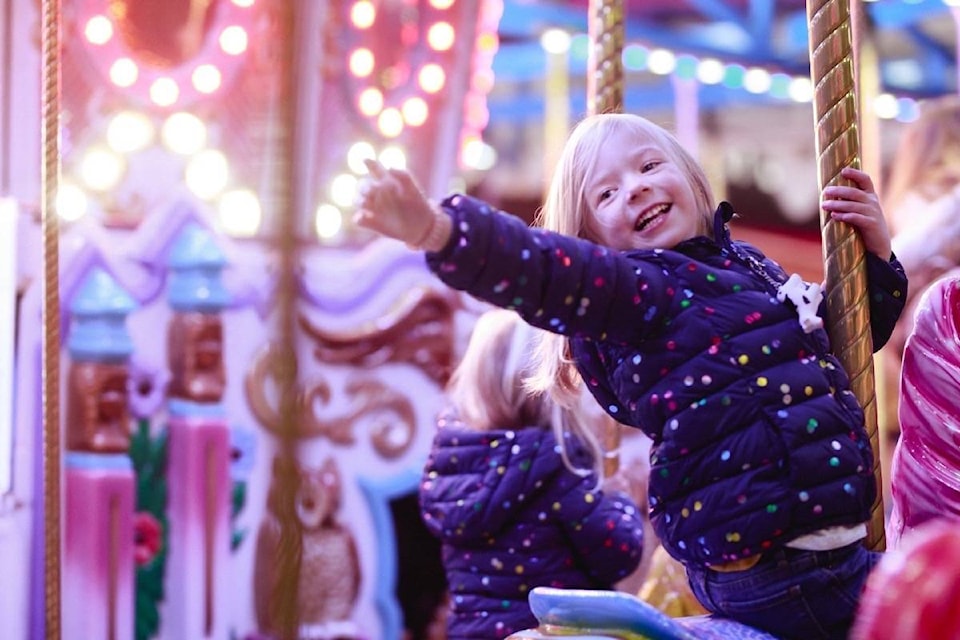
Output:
[474,0,958,239]
[487,0,958,122]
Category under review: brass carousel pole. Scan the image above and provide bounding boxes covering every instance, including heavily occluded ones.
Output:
[806,0,884,551]
[586,0,624,117]
[587,0,624,477]
[266,1,304,638]
[40,0,63,635]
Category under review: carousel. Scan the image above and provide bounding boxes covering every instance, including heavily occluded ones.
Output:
[1,0,958,639]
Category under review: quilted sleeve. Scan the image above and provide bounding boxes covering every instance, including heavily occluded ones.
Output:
[557,479,645,586]
[865,253,908,351]
[425,194,674,345]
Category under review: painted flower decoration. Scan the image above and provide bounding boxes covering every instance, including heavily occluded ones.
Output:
[133,511,163,566]
[230,426,258,482]
[127,356,171,419]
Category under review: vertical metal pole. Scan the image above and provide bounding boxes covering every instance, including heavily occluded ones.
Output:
[806,0,884,551]
[273,1,306,637]
[40,0,62,634]
[586,0,623,117]
[587,0,624,476]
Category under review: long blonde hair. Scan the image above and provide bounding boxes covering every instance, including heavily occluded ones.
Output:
[446,309,604,478]
[527,112,716,400]
[884,95,960,221]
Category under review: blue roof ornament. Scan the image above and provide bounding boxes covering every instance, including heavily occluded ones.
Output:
[67,267,138,361]
[167,222,231,312]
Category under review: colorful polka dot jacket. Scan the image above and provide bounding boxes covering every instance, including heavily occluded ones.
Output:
[426,194,907,570]
[419,413,645,639]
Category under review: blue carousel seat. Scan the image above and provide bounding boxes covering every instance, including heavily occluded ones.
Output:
[507,587,778,640]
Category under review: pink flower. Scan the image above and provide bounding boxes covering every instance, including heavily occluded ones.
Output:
[127,356,171,419]
[133,512,163,566]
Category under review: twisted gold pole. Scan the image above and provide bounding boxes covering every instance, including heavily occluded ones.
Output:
[587,0,624,117]
[587,0,624,477]
[40,0,63,634]
[269,2,303,637]
[806,0,884,551]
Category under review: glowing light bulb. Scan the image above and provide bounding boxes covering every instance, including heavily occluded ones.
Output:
[315,204,343,239]
[161,112,207,155]
[419,64,446,93]
[743,67,772,94]
[330,173,360,208]
[219,26,248,55]
[540,29,571,55]
[696,58,724,85]
[349,49,375,77]
[647,49,676,75]
[402,97,429,126]
[378,146,407,170]
[84,16,113,45]
[218,189,262,237]
[378,108,404,138]
[192,64,222,93]
[358,88,384,116]
[150,78,180,107]
[185,150,229,200]
[106,111,155,153]
[347,141,377,174]
[351,1,376,28]
[79,147,125,192]
[427,22,455,51]
[56,184,89,222]
[109,58,138,87]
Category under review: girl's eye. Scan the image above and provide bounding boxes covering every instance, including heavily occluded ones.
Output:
[599,188,614,202]
[641,161,660,172]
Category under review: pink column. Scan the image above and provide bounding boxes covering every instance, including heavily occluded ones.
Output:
[162,223,231,638]
[162,407,231,640]
[62,266,138,640]
[64,455,135,640]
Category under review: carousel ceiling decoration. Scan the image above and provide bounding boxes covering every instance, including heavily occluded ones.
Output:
[77,0,256,110]
[488,0,958,122]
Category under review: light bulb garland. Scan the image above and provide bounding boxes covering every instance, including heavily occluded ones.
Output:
[76,0,256,110]
[565,32,921,122]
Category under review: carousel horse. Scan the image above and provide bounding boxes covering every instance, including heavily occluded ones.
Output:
[506,587,776,640]
[886,273,960,549]
[851,519,960,639]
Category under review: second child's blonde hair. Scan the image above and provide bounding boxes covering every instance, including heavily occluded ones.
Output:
[446,309,604,479]
[884,95,960,218]
[528,112,716,400]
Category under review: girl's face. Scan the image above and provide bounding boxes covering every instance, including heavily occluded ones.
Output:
[582,135,704,251]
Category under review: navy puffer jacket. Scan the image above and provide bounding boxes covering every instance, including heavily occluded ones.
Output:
[420,414,644,640]
[426,195,907,569]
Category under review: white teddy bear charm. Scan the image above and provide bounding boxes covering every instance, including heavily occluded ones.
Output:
[777,273,824,334]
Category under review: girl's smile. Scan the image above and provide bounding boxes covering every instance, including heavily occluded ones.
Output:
[584,137,703,251]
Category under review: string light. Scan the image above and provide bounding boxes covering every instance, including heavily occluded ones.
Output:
[77,0,255,109]
[556,34,923,120]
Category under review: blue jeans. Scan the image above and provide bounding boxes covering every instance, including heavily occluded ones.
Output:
[686,542,882,640]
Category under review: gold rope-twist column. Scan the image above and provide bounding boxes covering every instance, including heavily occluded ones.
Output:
[41,0,63,635]
[806,0,884,551]
[587,0,624,477]
[269,1,304,637]
[587,0,624,117]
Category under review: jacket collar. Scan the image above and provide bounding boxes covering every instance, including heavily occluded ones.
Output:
[712,201,735,249]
